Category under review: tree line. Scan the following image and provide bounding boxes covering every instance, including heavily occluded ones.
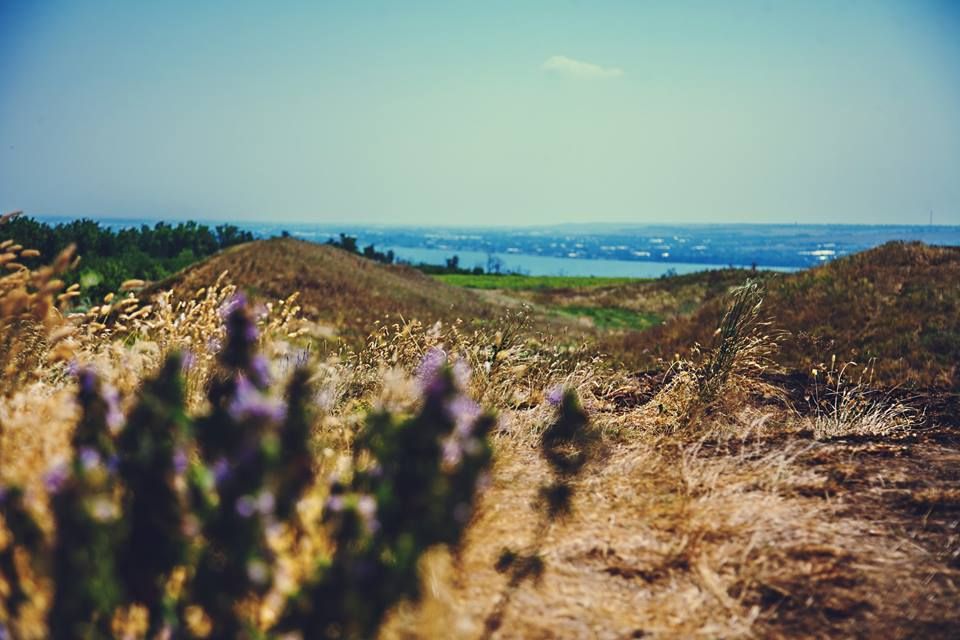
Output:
[1,216,254,300]
[327,233,492,275]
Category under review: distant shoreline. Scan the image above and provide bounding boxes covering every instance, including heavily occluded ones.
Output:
[22,214,960,276]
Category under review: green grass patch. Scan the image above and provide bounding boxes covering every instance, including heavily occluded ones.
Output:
[557,306,662,331]
[434,274,642,290]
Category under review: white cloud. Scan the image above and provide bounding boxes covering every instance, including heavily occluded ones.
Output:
[542,55,623,79]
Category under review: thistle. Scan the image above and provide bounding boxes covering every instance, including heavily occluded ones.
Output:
[115,353,193,637]
[280,350,495,639]
[48,368,124,640]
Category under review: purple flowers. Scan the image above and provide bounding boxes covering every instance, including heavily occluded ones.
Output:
[325,494,345,513]
[103,383,124,432]
[235,491,275,519]
[44,462,69,494]
[546,385,564,407]
[228,375,286,423]
[173,448,189,475]
[447,396,481,436]
[323,493,379,533]
[416,347,447,391]
[235,495,257,518]
[219,292,247,320]
[250,355,271,388]
[77,367,97,396]
[212,458,231,485]
[78,447,101,471]
[413,349,489,472]
[72,365,125,431]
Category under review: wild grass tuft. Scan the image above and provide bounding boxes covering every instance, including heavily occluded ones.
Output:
[653,279,782,432]
[808,360,921,439]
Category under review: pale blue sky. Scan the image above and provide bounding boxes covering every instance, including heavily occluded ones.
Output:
[1,1,958,225]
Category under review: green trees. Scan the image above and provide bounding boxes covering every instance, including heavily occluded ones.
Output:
[1,216,254,299]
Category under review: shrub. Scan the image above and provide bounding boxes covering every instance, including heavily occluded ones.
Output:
[278,348,495,638]
[0,300,495,639]
[1,215,254,300]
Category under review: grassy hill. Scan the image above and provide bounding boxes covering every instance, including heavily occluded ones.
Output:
[3,234,959,638]
[618,242,960,390]
[445,242,959,391]
[479,268,757,332]
[159,237,587,348]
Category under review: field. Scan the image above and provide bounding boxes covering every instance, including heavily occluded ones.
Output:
[433,273,642,290]
[1,235,958,638]
[555,305,662,331]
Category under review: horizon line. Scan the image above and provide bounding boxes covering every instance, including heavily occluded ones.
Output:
[23,212,960,230]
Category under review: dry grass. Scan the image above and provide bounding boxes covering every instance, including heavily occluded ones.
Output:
[629,242,960,390]
[2,234,957,638]
[642,280,784,434]
[383,401,956,639]
[0,211,79,394]
[808,361,922,440]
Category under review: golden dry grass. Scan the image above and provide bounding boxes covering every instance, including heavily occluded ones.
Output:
[2,235,958,638]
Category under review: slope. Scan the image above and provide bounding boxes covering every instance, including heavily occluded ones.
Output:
[614,242,960,390]
[158,237,582,348]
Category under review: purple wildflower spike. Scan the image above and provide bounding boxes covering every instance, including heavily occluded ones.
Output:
[44,463,69,494]
[219,292,247,320]
[102,383,124,432]
[546,385,564,407]
[78,447,101,471]
[76,367,97,395]
[416,347,447,390]
[235,495,257,518]
[447,396,481,436]
[250,355,271,388]
[228,375,286,423]
[173,449,189,475]
[212,458,231,485]
[325,495,345,513]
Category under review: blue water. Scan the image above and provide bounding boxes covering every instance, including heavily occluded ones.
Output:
[381,246,798,278]
[35,215,960,278]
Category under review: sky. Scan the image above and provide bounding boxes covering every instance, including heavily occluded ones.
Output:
[1,1,958,226]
